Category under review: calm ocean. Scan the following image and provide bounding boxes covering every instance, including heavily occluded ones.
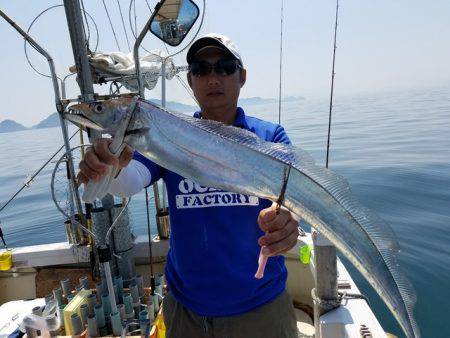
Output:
[0,87,449,337]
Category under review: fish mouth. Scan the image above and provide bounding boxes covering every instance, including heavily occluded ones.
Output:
[64,110,104,131]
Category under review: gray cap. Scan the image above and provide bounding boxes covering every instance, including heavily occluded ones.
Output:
[186,33,243,65]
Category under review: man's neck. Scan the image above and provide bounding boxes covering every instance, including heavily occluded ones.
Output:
[201,105,237,125]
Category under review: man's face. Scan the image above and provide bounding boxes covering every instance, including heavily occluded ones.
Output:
[187,48,246,113]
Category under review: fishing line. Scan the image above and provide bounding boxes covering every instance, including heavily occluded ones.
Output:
[79,0,91,51]
[0,129,80,215]
[117,0,132,51]
[102,0,122,51]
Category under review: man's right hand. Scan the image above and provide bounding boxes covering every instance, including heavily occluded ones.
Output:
[77,139,134,185]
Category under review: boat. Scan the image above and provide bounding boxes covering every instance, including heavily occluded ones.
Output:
[0,1,400,337]
[0,230,393,337]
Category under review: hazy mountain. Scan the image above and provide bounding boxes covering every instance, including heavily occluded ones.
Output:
[239,97,277,105]
[33,112,59,129]
[283,95,305,102]
[149,99,197,113]
[0,119,27,133]
[1,96,304,134]
[239,96,304,106]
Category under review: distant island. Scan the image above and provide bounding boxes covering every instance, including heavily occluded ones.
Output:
[239,96,304,106]
[148,99,196,113]
[0,119,27,133]
[0,96,304,134]
[0,100,196,134]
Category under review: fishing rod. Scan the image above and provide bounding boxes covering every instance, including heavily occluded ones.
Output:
[325,0,339,169]
[278,0,284,125]
[0,129,79,215]
[145,188,156,295]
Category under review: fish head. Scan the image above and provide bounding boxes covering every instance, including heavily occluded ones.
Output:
[65,96,136,135]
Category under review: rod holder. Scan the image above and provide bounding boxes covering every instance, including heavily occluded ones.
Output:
[94,304,106,330]
[80,303,89,325]
[53,287,63,306]
[111,311,123,336]
[79,276,89,290]
[70,313,83,336]
[87,314,99,337]
[87,293,96,316]
[61,278,71,298]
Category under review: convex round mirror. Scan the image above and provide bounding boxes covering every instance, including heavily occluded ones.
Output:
[150,0,200,46]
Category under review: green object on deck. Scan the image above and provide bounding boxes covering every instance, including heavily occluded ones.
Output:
[299,245,312,264]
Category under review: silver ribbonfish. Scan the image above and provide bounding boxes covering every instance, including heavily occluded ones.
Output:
[66,97,420,338]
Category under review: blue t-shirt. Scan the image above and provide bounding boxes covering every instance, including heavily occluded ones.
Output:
[134,107,291,317]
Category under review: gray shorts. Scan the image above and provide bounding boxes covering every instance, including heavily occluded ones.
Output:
[162,290,298,338]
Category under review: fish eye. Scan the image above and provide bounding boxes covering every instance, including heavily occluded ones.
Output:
[93,104,103,113]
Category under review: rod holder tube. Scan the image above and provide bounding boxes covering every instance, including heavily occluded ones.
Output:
[53,287,63,305]
[111,311,123,335]
[61,278,71,298]
[114,275,124,303]
[94,304,106,330]
[70,313,83,336]
[80,303,89,325]
[101,293,112,317]
[58,305,66,328]
[98,245,118,314]
[139,310,149,335]
[147,299,155,321]
[123,293,135,319]
[136,275,144,298]
[152,294,160,313]
[67,294,74,303]
[117,303,126,322]
[87,314,99,337]
[155,283,163,298]
[96,282,104,301]
[129,282,139,303]
[87,293,96,316]
[79,276,89,290]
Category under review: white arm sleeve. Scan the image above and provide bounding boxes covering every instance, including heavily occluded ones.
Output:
[108,159,152,197]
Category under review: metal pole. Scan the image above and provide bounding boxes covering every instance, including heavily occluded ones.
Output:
[63,0,117,210]
[132,1,170,233]
[161,60,168,211]
[63,0,95,104]
[161,60,166,107]
[133,0,163,97]
[312,230,338,338]
[0,9,84,224]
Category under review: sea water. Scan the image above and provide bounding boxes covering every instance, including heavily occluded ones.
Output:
[0,86,449,337]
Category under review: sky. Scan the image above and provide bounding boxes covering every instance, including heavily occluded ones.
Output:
[1,0,450,126]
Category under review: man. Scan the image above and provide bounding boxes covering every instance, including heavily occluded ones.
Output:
[78,33,299,338]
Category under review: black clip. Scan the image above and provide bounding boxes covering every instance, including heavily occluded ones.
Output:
[276,163,292,215]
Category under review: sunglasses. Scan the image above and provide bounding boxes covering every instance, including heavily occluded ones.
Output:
[189,59,242,77]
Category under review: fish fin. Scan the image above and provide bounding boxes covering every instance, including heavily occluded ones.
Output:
[180,116,419,336]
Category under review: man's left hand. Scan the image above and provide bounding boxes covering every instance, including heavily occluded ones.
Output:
[257,205,300,257]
